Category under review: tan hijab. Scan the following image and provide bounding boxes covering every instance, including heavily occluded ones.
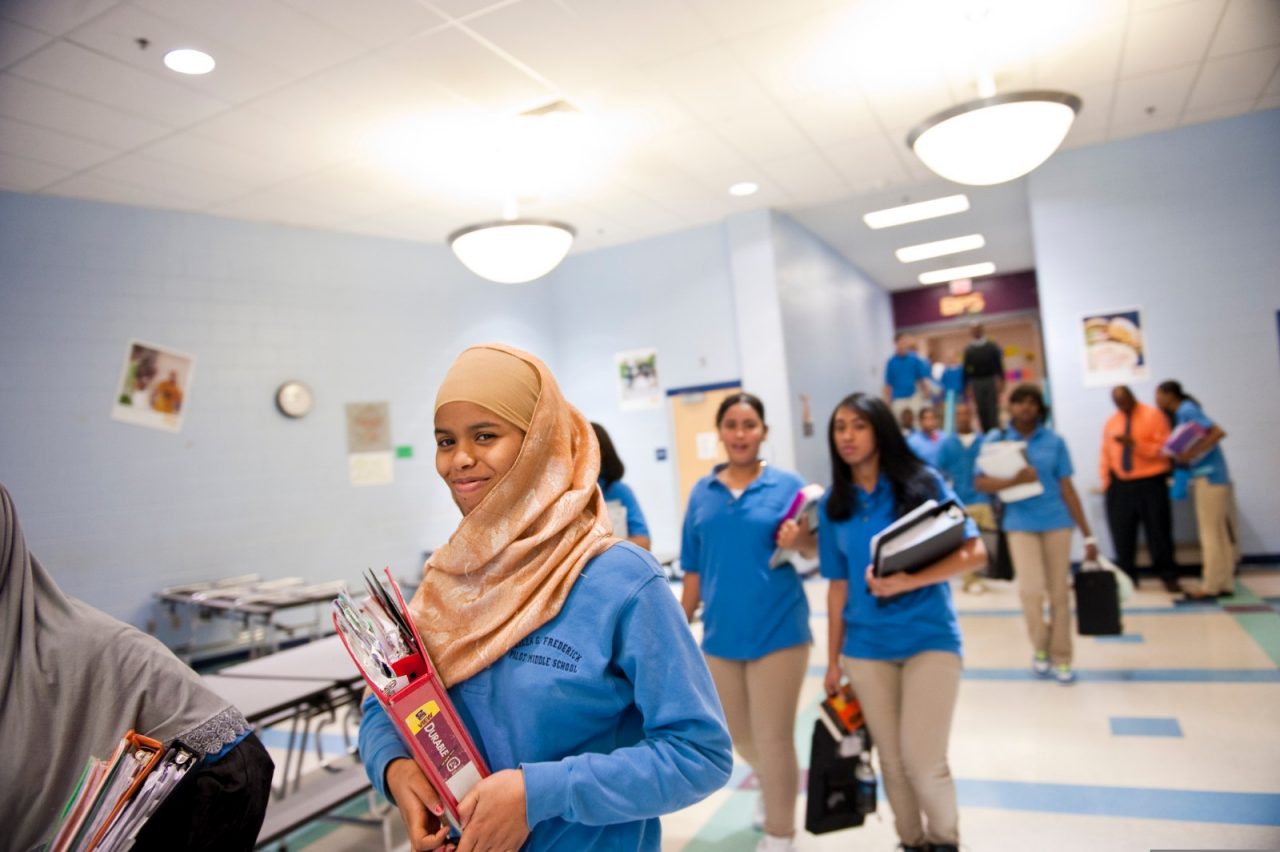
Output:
[410,344,617,686]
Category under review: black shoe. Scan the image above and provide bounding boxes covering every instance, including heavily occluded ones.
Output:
[1161,577,1181,593]
[930,845,960,852]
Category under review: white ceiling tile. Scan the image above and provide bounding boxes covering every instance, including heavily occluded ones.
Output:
[44,172,207,210]
[757,152,852,204]
[131,0,367,78]
[1186,46,1280,110]
[464,0,628,94]
[646,45,776,122]
[136,134,301,185]
[687,0,831,41]
[1256,92,1280,107]
[0,115,119,169]
[571,74,698,141]
[724,9,848,102]
[0,0,120,36]
[64,4,296,103]
[865,87,956,140]
[1181,97,1259,124]
[561,0,721,66]
[1058,126,1108,151]
[641,126,755,188]
[822,134,912,193]
[88,153,254,204]
[1032,16,1127,90]
[1112,63,1200,125]
[0,150,74,191]
[187,107,349,174]
[1108,111,1180,140]
[712,106,816,163]
[1066,83,1116,134]
[9,40,228,126]
[205,191,353,230]
[0,17,53,68]
[266,165,424,219]
[277,0,445,49]
[776,94,880,148]
[429,0,519,21]
[1210,0,1280,56]
[1122,0,1228,76]
[0,73,172,148]
[1266,60,1280,92]
[389,26,555,112]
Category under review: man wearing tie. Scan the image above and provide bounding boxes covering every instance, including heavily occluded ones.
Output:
[1100,385,1180,592]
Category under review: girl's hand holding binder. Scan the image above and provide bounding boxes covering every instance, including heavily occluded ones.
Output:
[386,758,455,852]
[865,563,920,598]
[455,769,530,852]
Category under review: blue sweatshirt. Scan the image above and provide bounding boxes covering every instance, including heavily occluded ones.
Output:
[600,478,650,538]
[358,542,732,851]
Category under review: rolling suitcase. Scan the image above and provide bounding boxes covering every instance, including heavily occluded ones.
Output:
[1075,566,1122,635]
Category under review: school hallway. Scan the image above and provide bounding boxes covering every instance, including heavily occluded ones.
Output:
[260,567,1280,852]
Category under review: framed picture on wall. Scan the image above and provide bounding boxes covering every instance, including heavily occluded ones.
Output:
[111,339,196,432]
[615,348,662,410]
[1080,307,1148,387]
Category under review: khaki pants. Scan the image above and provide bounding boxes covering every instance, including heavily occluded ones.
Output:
[841,652,961,847]
[1007,529,1074,665]
[1193,478,1236,595]
[705,644,809,837]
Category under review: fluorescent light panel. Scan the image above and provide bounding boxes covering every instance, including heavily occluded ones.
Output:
[918,262,995,285]
[895,233,985,263]
[863,194,969,229]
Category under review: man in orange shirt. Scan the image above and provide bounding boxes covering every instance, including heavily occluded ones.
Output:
[1100,385,1180,592]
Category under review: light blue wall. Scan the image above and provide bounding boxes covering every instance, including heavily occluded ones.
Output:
[546,221,742,556]
[770,211,894,485]
[0,192,557,635]
[1029,109,1280,555]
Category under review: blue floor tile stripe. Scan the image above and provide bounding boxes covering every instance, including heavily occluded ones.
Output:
[956,778,1280,826]
[805,666,1280,682]
[1109,716,1183,737]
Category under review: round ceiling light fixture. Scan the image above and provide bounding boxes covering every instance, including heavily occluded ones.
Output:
[907,90,1081,186]
[163,48,216,75]
[447,219,575,284]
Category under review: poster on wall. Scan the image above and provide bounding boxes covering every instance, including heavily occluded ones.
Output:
[615,348,661,410]
[111,339,195,433]
[346,401,393,486]
[1081,307,1148,387]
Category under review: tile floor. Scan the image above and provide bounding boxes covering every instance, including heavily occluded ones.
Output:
[259,568,1280,852]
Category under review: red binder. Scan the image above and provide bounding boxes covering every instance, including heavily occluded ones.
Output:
[335,568,489,830]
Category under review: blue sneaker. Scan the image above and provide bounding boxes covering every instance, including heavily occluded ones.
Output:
[1055,664,1076,685]
[1032,652,1051,677]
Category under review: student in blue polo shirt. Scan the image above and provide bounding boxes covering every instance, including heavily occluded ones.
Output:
[592,421,651,549]
[975,383,1098,685]
[680,392,810,852]
[883,332,932,420]
[359,345,731,852]
[1156,380,1235,601]
[907,406,947,468]
[937,401,992,594]
[815,392,986,852]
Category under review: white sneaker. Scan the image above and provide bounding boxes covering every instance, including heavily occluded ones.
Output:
[756,834,797,852]
[752,793,765,831]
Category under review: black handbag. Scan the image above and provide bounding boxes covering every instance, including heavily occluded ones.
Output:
[981,502,1014,581]
[804,721,869,834]
[1075,567,1123,635]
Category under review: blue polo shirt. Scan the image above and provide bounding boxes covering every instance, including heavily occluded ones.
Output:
[907,429,947,468]
[600,478,650,538]
[358,542,732,851]
[884,353,930,400]
[681,464,812,660]
[1174,400,1230,485]
[990,425,1074,532]
[941,364,965,394]
[817,471,974,660]
[936,432,989,506]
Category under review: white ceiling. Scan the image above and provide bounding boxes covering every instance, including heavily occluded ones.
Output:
[1,0,1277,290]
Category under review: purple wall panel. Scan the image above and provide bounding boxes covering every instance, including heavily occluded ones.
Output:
[891,270,1039,328]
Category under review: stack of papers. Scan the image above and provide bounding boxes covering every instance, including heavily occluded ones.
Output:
[769,483,826,569]
[976,440,1044,503]
[47,732,195,852]
[870,499,968,577]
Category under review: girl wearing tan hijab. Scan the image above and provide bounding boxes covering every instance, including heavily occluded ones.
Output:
[358,344,731,852]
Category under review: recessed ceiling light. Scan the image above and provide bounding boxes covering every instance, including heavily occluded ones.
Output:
[863,194,969,229]
[164,48,215,75]
[918,262,995,285]
[728,181,759,197]
[895,234,986,263]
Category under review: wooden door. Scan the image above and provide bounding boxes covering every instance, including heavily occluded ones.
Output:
[669,385,741,516]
